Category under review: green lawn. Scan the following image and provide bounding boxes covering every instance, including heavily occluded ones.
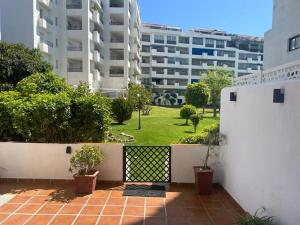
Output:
[111,106,219,146]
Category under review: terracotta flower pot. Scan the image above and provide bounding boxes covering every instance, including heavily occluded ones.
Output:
[74,171,99,194]
[193,166,213,195]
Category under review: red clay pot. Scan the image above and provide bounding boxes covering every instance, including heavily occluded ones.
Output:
[193,166,213,195]
[74,171,99,194]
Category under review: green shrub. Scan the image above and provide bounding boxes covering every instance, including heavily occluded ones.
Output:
[180,105,197,125]
[190,114,202,133]
[0,91,21,141]
[12,93,71,142]
[16,71,71,95]
[69,145,104,175]
[236,209,276,225]
[71,95,111,142]
[111,97,133,124]
[180,123,220,144]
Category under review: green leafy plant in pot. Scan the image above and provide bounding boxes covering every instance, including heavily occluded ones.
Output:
[69,145,104,194]
[194,127,224,195]
[236,208,276,225]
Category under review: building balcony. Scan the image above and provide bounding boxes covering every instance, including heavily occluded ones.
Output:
[38,41,53,54]
[92,10,100,24]
[93,31,100,44]
[38,17,53,31]
[93,51,101,62]
[38,0,52,8]
[130,61,141,75]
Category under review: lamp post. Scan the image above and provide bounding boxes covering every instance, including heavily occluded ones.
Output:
[137,94,141,130]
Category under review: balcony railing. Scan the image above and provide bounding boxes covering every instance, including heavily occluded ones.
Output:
[67,25,82,30]
[67,46,82,51]
[68,66,83,72]
[234,59,300,86]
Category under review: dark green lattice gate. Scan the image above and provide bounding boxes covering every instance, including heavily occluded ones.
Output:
[123,146,171,183]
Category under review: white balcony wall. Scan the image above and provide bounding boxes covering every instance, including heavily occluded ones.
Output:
[220,80,300,224]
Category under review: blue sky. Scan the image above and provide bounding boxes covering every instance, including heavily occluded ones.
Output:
[139,0,273,37]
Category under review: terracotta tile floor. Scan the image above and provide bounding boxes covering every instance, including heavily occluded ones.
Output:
[0,182,243,225]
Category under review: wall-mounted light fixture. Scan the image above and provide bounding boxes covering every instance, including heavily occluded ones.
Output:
[273,88,285,103]
[230,92,237,102]
[66,146,72,154]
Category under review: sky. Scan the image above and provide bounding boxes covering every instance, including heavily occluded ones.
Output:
[139,0,273,37]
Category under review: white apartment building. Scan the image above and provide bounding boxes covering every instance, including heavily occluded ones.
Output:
[0,0,141,94]
[264,0,300,70]
[141,24,264,105]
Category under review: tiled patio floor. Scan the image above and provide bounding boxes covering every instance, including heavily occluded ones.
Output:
[0,181,243,225]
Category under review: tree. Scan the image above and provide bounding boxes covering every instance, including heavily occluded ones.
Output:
[180,105,197,125]
[127,83,152,111]
[185,82,210,113]
[190,114,202,133]
[203,69,232,117]
[0,42,51,86]
[111,97,133,124]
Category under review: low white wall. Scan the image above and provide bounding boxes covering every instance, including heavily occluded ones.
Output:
[0,143,123,181]
[220,80,300,224]
[171,144,218,183]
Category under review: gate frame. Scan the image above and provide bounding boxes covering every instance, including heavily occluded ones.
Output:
[123,146,172,183]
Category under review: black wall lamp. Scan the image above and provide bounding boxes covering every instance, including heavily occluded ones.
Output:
[66,146,72,154]
[273,88,285,103]
[230,92,237,102]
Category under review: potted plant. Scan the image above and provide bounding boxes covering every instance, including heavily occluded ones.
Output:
[69,145,104,194]
[194,127,223,194]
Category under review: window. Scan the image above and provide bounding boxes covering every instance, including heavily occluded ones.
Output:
[179,36,189,44]
[205,38,215,47]
[110,49,124,60]
[167,35,176,44]
[142,67,150,74]
[110,0,124,8]
[216,40,225,48]
[288,35,300,51]
[193,37,203,45]
[167,57,175,64]
[142,45,150,53]
[192,48,214,56]
[154,35,164,44]
[168,47,176,53]
[110,66,124,77]
[142,34,150,42]
[142,56,150,64]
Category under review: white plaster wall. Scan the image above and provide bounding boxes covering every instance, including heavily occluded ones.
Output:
[0,143,123,181]
[220,80,300,225]
[264,0,300,69]
[171,144,219,183]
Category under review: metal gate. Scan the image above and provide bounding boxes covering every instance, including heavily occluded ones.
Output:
[123,146,171,183]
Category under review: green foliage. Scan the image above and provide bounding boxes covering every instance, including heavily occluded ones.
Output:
[111,97,133,124]
[0,73,111,143]
[71,94,111,142]
[0,42,51,86]
[180,124,220,144]
[190,114,202,133]
[202,69,232,116]
[16,71,71,95]
[180,105,197,125]
[69,145,104,175]
[127,83,152,111]
[237,209,276,225]
[0,91,21,141]
[12,93,71,142]
[185,82,210,108]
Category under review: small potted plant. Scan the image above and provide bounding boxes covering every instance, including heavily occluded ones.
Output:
[194,127,223,194]
[69,145,104,194]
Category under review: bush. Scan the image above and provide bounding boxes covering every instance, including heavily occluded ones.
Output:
[180,105,197,125]
[236,209,276,225]
[0,91,21,141]
[180,123,220,144]
[69,145,104,175]
[71,95,111,142]
[190,114,202,133]
[111,97,133,124]
[16,71,71,95]
[185,82,210,109]
[11,93,71,142]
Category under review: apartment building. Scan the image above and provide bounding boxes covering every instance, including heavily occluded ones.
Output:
[0,0,141,94]
[140,24,264,105]
[264,0,300,69]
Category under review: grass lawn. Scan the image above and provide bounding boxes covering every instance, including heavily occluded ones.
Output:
[111,106,219,146]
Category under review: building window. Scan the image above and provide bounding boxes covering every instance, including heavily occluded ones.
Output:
[193,37,203,45]
[142,34,150,42]
[179,36,189,44]
[288,35,300,51]
[154,35,164,44]
[205,38,215,48]
[142,45,150,53]
[110,49,124,60]
[109,66,124,77]
[216,40,225,48]
[167,36,176,44]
